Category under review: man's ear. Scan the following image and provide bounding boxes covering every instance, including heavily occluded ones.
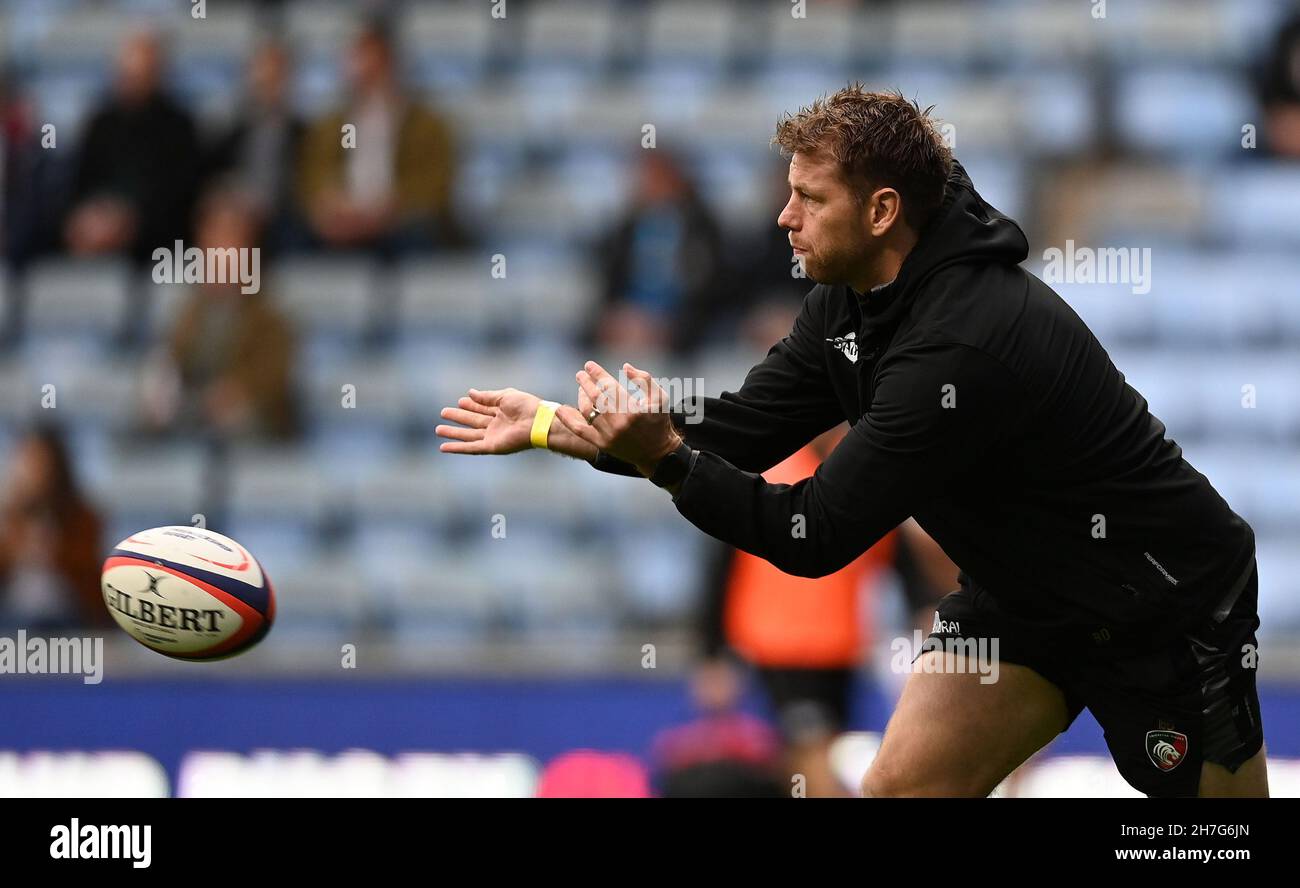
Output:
[867,187,903,237]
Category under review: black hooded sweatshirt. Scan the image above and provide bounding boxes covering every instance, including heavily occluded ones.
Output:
[592,161,1255,651]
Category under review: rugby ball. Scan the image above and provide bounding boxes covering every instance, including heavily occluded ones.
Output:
[102,526,275,660]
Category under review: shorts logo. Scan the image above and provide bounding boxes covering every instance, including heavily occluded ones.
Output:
[1145,729,1188,772]
[931,612,960,634]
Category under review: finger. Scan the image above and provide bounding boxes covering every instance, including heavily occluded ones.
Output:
[555,404,606,447]
[457,396,497,418]
[575,370,609,416]
[438,439,490,454]
[435,423,485,442]
[467,388,505,407]
[579,367,629,414]
[622,363,663,412]
[439,406,490,429]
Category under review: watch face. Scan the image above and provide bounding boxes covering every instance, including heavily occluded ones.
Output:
[652,443,691,488]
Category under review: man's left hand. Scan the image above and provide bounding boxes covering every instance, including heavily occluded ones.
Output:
[555,360,683,478]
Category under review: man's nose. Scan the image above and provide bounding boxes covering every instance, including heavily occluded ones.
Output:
[777,200,798,232]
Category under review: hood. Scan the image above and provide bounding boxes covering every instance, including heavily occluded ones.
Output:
[856,160,1030,335]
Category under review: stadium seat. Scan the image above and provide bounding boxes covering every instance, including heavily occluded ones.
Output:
[224,445,338,526]
[1116,67,1254,157]
[642,0,739,74]
[1256,537,1300,632]
[271,256,382,341]
[401,0,495,92]
[30,356,139,432]
[0,361,35,426]
[891,2,987,67]
[22,257,131,347]
[389,543,502,626]
[519,1,620,75]
[271,554,373,626]
[610,525,705,621]
[86,442,210,527]
[304,356,410,432]
[348,450,466,528]
[763,2,873,71]
[392,254,494,342]
[1212,166,1300,247]
[1099,0,1233,65]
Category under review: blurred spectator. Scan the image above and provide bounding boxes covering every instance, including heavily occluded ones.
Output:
[0,425,106,631]
[63,30,200,262]
[585,150,727,357]
[204,40,304,256]
[692,426,894,796]
[650,655,785,798]
[295,19,458,257]
[1259,10,1300,158]
[2,74,71,269]
[141,190,299,441]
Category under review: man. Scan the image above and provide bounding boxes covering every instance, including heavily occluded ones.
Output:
[436,86,1266,798]
[296,19,457,256]
[63,29,200,261]
[141,190,298,441]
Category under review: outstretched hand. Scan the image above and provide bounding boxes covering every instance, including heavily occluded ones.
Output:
[436,387,599,461]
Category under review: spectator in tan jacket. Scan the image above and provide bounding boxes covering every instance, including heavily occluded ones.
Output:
[296,19,458,257]
[142,190,299,441]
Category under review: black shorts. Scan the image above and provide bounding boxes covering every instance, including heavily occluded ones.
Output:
[755,666,854,742]
[923,559,1264,798]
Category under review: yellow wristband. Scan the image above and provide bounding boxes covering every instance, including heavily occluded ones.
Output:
[530,400,560,449]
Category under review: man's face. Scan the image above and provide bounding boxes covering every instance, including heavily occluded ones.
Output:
[777,151,874,286]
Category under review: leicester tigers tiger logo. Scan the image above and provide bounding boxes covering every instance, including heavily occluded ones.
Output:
[1145,729,1188,771]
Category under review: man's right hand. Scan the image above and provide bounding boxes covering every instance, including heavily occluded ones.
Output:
[436,387,599,461]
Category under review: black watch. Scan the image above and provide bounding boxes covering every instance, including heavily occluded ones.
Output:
[648,440,694,489]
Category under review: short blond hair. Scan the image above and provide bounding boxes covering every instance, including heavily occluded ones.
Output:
[773,84,953,230]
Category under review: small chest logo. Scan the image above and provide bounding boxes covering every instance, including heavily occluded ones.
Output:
[1145,729,1188,771]
[826,331,858,363]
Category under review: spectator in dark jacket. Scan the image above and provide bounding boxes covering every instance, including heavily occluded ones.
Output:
[586,150,727,357]
[204,40,303,256]
[63,29,200,262]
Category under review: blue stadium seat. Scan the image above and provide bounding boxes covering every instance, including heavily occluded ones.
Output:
[763,2,874,72]
[304,355,409,437]
[610,523,705,621]
[271,553,374,627]
[1099,0,1235,66]
[271,256,381,341]
[224,445,339,527]
[1116,67,1254,157]
[1256,536,1300,633]
[392,255,494,343]
[401,0,494,92]
[348,450,466,530]
[86,442,210,528]
[1050,280,1160,348]
[641,0,740,76]
[1212,166,1300,247]
[22,258,131,350]
[518,1,619,75]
